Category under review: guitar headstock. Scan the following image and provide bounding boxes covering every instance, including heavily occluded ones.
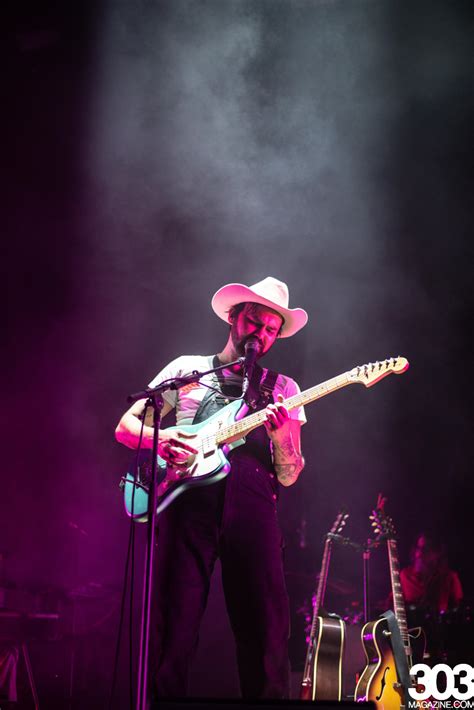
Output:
[370,493,397,542]
[330,509,349,536]
[349,356,409,388]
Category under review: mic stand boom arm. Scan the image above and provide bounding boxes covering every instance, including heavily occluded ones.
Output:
[127,357,245,405]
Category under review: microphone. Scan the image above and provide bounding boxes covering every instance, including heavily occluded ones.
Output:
[242,336,260,401]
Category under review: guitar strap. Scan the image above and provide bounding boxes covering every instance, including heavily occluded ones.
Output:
[382,609,411,698]
[192,356,279,424]
[246,364,279,410]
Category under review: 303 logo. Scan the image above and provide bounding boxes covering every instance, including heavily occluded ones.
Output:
[409,664,474,701]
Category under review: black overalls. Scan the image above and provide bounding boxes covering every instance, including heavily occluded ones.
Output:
[152,363,290,699]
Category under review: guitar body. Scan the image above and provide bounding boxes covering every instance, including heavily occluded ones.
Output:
[355,617,404,710]
[122,399,245,520]
[355,620,425,709]
[301,616,345,700]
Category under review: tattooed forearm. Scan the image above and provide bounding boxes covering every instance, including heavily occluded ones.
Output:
[274,459,304,486]
[272,435,305,486]
[279,437,298,458]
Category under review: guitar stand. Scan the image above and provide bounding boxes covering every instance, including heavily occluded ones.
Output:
[327,532,375,624]
[362,544,371,625]
[361,538,381,624]
[20,642,40,710]
[1,642,40,709]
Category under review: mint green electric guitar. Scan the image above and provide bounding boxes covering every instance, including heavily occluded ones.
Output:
[121,357,408,520]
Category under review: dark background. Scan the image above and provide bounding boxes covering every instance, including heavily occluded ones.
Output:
[3,0,473,706]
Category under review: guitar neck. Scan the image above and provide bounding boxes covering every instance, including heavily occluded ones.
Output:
[387,539,411,658]
[216,370,352,445]
[308,536,333,641]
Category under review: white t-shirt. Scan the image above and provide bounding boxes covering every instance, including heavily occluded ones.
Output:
[148,354,306,427]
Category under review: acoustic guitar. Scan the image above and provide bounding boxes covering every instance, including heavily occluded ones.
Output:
[300,510,349,701]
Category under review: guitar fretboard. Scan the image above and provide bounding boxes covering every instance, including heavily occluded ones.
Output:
[387,539,411,653]
[215,372,352,445]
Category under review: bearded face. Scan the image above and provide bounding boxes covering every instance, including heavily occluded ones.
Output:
[229,303,283,358]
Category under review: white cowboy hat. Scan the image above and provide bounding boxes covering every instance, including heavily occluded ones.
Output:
[211,276,308,338]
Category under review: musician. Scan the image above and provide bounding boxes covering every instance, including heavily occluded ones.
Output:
[400,532,463,613]
[115,277,308,699]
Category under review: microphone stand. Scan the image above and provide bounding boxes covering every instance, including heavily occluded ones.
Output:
[126,357,244,710]
[135,388,162,710]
